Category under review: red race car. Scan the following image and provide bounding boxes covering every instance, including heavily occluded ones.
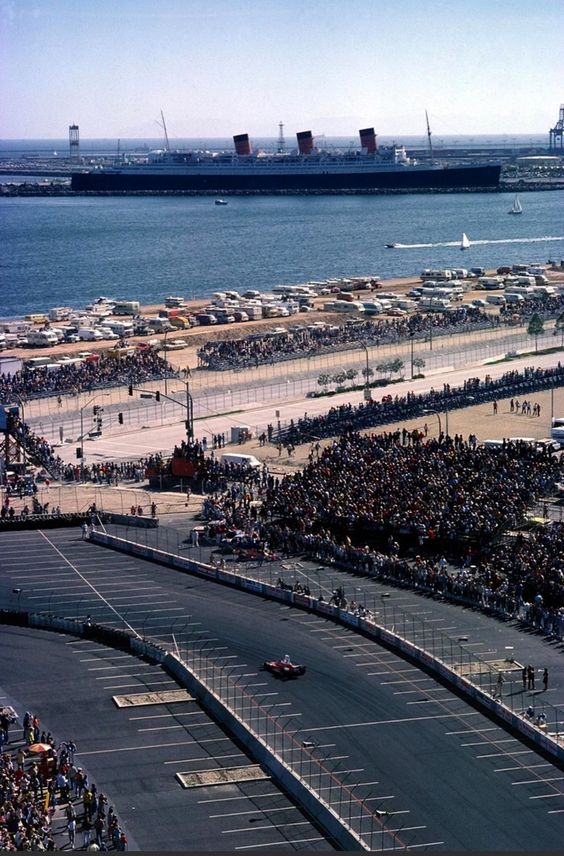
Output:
[263,654,306,679]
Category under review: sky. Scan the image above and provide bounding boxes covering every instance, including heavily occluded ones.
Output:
[1,0,563,140]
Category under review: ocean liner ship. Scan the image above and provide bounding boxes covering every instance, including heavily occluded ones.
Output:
[71,127,501,193]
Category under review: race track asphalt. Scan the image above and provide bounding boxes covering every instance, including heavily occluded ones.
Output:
[1,526,564,851]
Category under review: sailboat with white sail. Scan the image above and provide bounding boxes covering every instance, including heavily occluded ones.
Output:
[460,232,470,250]
[508,194,522,215]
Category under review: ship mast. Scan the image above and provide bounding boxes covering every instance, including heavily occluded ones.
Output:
[160,110,171,153]
[425,110,434,161]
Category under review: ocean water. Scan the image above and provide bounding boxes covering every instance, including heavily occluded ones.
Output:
[1,190,563,318]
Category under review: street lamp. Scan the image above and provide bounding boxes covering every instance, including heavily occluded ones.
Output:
[185,367,194,441]
[162,330,169,395]
[409,331,415,381]
[79,393,110,480]
[361,344,371,401]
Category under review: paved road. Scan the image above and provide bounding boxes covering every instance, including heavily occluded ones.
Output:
[1,526,564,850]
[0,633,332,851]
[102,518,564,719]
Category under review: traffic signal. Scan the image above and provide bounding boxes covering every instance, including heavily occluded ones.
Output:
[118,412,124,425]
[76,447,83,458]
[155,391,161,402]
[93,405,99,415]
[128,383,133,396]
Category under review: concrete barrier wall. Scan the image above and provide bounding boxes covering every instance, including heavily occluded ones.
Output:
[0,606,366,851]
[90,529,564,765]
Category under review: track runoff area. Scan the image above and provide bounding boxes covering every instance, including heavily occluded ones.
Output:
[1,527,563,851]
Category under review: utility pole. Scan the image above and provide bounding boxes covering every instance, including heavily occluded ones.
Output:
[185,368,194,441]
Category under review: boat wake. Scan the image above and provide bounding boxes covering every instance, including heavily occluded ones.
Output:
[393,236,564,249]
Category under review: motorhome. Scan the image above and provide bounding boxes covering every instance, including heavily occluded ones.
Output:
[112,300,140,316]
[26,330,59,347]
[104,320,135,337]
[420,269,452,282]
[146,317,174,333]
[48,306,72,321]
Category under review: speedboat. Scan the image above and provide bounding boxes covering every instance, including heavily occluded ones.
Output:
[385,242,397,249]
[215,198,228,206]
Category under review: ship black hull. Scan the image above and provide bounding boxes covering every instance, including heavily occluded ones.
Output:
[71,164,502,194]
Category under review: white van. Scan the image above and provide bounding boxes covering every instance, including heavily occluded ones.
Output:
[504,292,525,304]
[486,294,506,305]
[78,327,104,341]
[220,453,262,470]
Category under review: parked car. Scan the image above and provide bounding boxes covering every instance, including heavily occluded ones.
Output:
[195,313,218,326]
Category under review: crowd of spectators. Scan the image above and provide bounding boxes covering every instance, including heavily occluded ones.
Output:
[147,440,271,495]
[500,291,564,323]
[0,351,176,402]
[0,709,128,851]
[278,363,564,446]
[257,431,560,553]
[196,309,497,370]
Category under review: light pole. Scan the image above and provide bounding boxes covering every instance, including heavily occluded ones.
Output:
[79,393,110,480]
[361,344,371,401]
[185,367,194,441]
[409,332,415,381]
[162,330,169,395]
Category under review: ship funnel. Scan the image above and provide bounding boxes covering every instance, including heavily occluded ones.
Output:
[234,133,252,156]
[297,130,314,155]
[359,127,377,154]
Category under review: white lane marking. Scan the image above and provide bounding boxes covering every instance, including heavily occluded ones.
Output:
[198,793,282,804]
[223,821,311,834]
[80,655,131,662]
[381,678,431,685]
[476,750,534,758]
[130,712,202,721]
[78,739,199,756]
[396,842,445,850]
[210,807,300,819]
[529,793,562,800]
[234,837,326,849]
[95,671,164,679]
[494,764,552,772]
[297,711,480,732]
[512,777,564,785]
[548,809,564,814]
[164,753,245,766]
[462,738,517,746]
[89,664,158,672]
[406,698,459,705]
[446,728,498,735]
[138,723,209,732]
[103,680,177,689]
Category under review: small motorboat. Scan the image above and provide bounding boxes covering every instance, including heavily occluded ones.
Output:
[215,198,228,206]
[385,242,397,249]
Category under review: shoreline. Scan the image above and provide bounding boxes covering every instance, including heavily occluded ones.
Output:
[2,182,564,197]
